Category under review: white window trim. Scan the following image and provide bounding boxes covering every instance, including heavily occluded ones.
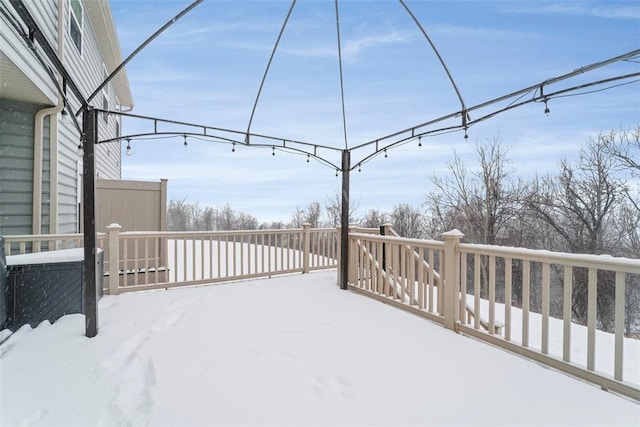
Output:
[102,64,109,124]
[68,0,83,54]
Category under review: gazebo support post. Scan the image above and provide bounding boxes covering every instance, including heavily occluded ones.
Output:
[82,107,99,338]
[340,149,350,290]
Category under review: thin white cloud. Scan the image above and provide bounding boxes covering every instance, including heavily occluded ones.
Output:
[280,30,411,59]
[508,3,640,20]
[429,24,543,42]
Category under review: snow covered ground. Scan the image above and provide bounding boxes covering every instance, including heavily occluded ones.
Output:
[1,271,638,426]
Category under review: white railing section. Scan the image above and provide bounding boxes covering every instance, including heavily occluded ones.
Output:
[107,224,338,293]
[6,225,639,400]
[349,232,445,325]
[3,233,96,254]
[4,224,338,294]
[348,229,640,401]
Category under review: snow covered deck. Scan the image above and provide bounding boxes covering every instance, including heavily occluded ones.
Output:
[1,271,638,426]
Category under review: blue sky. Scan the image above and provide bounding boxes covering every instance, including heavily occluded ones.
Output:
[109,0,640,224]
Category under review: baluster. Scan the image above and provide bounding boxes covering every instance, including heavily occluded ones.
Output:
[474,254,481,330]
[504,257,512,341]
[522,260,530,348]
[614,271,625,381]
[541,262,550,354]
[587,268,597,371]
[562,266,572,362]
[428,249,435,313]
[459,252,467,323]
[489,256,496,335]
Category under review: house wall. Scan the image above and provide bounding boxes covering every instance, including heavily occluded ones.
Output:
[0,0,128,235]
[60,0,121,180]
[0,100,38,235]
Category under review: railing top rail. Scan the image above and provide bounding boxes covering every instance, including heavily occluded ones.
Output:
[352,227,380,234]
[116,228,338,239]
[349,232,445,249]
[2,233,106,243]
[459,242,640,273]
[4,233,85,241]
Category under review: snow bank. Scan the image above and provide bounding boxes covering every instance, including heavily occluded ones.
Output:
[1,271,638,426]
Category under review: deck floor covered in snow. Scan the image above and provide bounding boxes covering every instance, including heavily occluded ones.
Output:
[1,271,638,426]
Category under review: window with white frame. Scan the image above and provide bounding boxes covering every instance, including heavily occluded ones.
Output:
[102,65,109,123]
[102,94,109,124]
[68,0,83,53]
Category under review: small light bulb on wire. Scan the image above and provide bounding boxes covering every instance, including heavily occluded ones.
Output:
[232,143,235,153]
[544,99,550,116]
[183,135,188,151]
[464,129,469,140]
[125,138,132,156]
[306,154,310,163]
[358,164,361,172]
[418,136,422,148]
[384,148,388,158]
[335,168,339,177]
[77,143,83,156]
[272,147,275,156]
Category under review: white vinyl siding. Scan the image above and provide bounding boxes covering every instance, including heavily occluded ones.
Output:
[0,100,38,235]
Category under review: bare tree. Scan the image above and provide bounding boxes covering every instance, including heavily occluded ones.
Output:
[426,138,525,245]
[325,191,360,227]
[603,127,640,211]
[166,199,258,231]
[389,203,425,238]
[289,201,322,228]
[360,208,388,229]
[525,133,625,329]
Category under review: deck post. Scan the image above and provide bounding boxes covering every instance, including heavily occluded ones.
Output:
[379,223,392,271]
[336,226,341,286]
[339,150,350,290]
[106,223,121,295]
[82,107,99,338]
[442,229,464,331]
[302,223,311,273]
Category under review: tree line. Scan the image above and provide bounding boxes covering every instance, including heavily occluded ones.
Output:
[167,128,639,334]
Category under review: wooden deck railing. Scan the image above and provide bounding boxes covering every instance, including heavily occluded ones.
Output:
[6,225,639,400]
[4,224,338,294]
[348,229,640,401]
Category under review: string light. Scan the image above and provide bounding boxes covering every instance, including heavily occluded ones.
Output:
[77,143,83,155]
[358,163,361,172]
[544,99,550,116]
[335,168,339,177]
[384,148,388,158]
[464,128,469,140]
[125,138,132,156]
[418,136,422,148]
[272,147,275,156]
[306,154,310,163]
[232,143,235,152]
[183,134,188,151]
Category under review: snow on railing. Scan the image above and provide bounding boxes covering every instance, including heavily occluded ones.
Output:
[348,229,640,401]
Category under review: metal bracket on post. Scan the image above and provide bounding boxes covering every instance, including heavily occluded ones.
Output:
[82,107,99,337]
[339,150,350,290]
